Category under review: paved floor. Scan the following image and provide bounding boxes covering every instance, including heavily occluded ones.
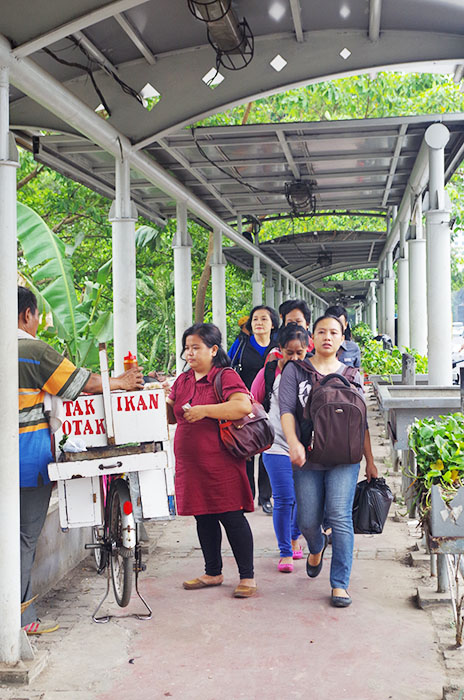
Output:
[1,390,463,700]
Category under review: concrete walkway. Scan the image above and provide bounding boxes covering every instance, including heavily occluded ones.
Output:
[1,390,462,700]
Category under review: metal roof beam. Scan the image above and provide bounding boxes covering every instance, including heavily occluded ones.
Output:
[289,0,304,43]
[72,31,119,74]
[12,0,151,58]
[276,130,300,179]
[114,12,156,65]
[369,0,382,41]
[156,138,236,216]
[382,124,408,207]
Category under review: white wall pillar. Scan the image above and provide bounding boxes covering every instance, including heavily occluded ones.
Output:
[211,227,227,347]
[0,65,21,664]
[385,252,396,341]
[290,279,296,298]
[377,280,384,334]
[425,124,452,385]
[172,201,192,375]
[110,157,137,375]
[252,256,262,307]
[265,264,275,308]
[275,272,283,310]
[397,221,410,350]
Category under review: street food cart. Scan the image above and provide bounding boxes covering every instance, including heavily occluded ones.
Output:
[48,348,175,622]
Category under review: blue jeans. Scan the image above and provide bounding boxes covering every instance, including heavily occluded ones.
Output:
[293,464,359,589]
[262,453,301,558]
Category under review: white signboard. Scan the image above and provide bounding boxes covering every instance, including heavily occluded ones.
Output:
[55,389,169,453]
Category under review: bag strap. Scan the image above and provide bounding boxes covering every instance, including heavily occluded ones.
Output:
[213,367,252,405]
[230,337,245,369]
[318,372,352,388]
[341,364,362,388]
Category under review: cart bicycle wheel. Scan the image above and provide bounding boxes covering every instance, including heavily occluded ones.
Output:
[108,479,133,607]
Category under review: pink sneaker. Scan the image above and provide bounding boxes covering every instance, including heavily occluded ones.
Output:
[278,559,294,573]
[292,546,303,560]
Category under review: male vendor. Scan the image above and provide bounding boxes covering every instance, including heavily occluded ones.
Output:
[18,286,143,634]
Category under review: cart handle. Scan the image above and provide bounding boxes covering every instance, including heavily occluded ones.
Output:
[98,461,123,471]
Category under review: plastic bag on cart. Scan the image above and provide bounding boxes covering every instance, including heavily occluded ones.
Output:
[352,477,393,535]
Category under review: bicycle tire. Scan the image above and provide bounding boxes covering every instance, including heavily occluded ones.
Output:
[108,479,133,607]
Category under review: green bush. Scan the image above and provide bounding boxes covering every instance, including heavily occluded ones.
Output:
[408,413,464,514]
[361,339,428,376]
[351,322,374,347]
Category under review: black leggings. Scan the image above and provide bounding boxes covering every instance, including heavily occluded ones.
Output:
[194,510,254,579]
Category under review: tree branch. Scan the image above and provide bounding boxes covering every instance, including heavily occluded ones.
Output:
[17,165,44,190]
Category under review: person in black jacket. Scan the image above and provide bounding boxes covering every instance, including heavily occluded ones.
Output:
[228,305,279,513]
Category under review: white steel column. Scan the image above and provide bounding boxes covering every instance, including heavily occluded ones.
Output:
[275,272,283,310]
[252,256,262,306]
[369,282,377,335]
[408,202,427,355]
[265,264,275,308]
[385,252,396,341]
[172,201,192,375]
[425,123,452,385]
[211,227,227,347]
[110,157,137,375]
[397,221,410,349]
[290,279,296,298]
[283,276,290,302]
[0,65,21,664]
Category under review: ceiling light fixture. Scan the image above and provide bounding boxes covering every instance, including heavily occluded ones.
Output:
[188,0,254,71]
[285,180,317,215]
[317,251,333,268]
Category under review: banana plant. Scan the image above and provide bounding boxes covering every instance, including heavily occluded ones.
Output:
[17,201,113,368]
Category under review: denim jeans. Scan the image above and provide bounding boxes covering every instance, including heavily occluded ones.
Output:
[293,464,359,589]
[262,453,301,558]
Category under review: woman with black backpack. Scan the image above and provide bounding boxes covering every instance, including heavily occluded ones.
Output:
[279,314,378,608]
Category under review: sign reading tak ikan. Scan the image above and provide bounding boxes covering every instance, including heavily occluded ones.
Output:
[55,390,169,452]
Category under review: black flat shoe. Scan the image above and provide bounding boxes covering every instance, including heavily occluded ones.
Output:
[261,500,273,515]
[306,534,328,578]
[331,590,352,607]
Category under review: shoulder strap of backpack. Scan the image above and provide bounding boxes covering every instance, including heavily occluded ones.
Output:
[341,364,362,388]
[230,337,246,368]
[263,360,278,412]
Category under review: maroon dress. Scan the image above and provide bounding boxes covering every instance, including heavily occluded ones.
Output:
[169,366,254,516]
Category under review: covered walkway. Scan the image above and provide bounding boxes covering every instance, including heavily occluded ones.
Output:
[2,0,464,687]
[0,392,457,700]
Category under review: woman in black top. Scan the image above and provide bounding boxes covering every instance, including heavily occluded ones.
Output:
[228,304,279,512]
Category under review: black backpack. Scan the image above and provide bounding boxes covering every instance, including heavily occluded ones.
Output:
[298,360,367,466]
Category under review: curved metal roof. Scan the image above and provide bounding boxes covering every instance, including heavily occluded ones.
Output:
[223,229,386,287]
[4,0,464,302]
[4,0,464,142]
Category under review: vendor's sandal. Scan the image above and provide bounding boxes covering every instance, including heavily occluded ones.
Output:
[23,619,59,635]
[182,576,223,590]
[331,590,352,608]
[233,584,257,598]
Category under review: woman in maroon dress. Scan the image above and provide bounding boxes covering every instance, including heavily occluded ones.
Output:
[166,323,257,598]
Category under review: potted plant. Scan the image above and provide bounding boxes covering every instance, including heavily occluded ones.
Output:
[407,412,464,531]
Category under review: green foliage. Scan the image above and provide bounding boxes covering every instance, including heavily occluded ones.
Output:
[408,413,464,514]
[351,323,373,347]
[17,201,114,368]
[361,340,428,376]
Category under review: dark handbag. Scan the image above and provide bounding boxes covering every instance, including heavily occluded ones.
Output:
[352,477,393,534]
[213,368,275,460]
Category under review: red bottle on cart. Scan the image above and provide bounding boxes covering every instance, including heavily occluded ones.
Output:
[123,351,138,372]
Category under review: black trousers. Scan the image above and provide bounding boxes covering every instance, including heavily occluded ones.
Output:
[246,455,272,504]
[195,510,254,579]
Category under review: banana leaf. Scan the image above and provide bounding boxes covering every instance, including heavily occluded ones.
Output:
[17,202,83,345]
